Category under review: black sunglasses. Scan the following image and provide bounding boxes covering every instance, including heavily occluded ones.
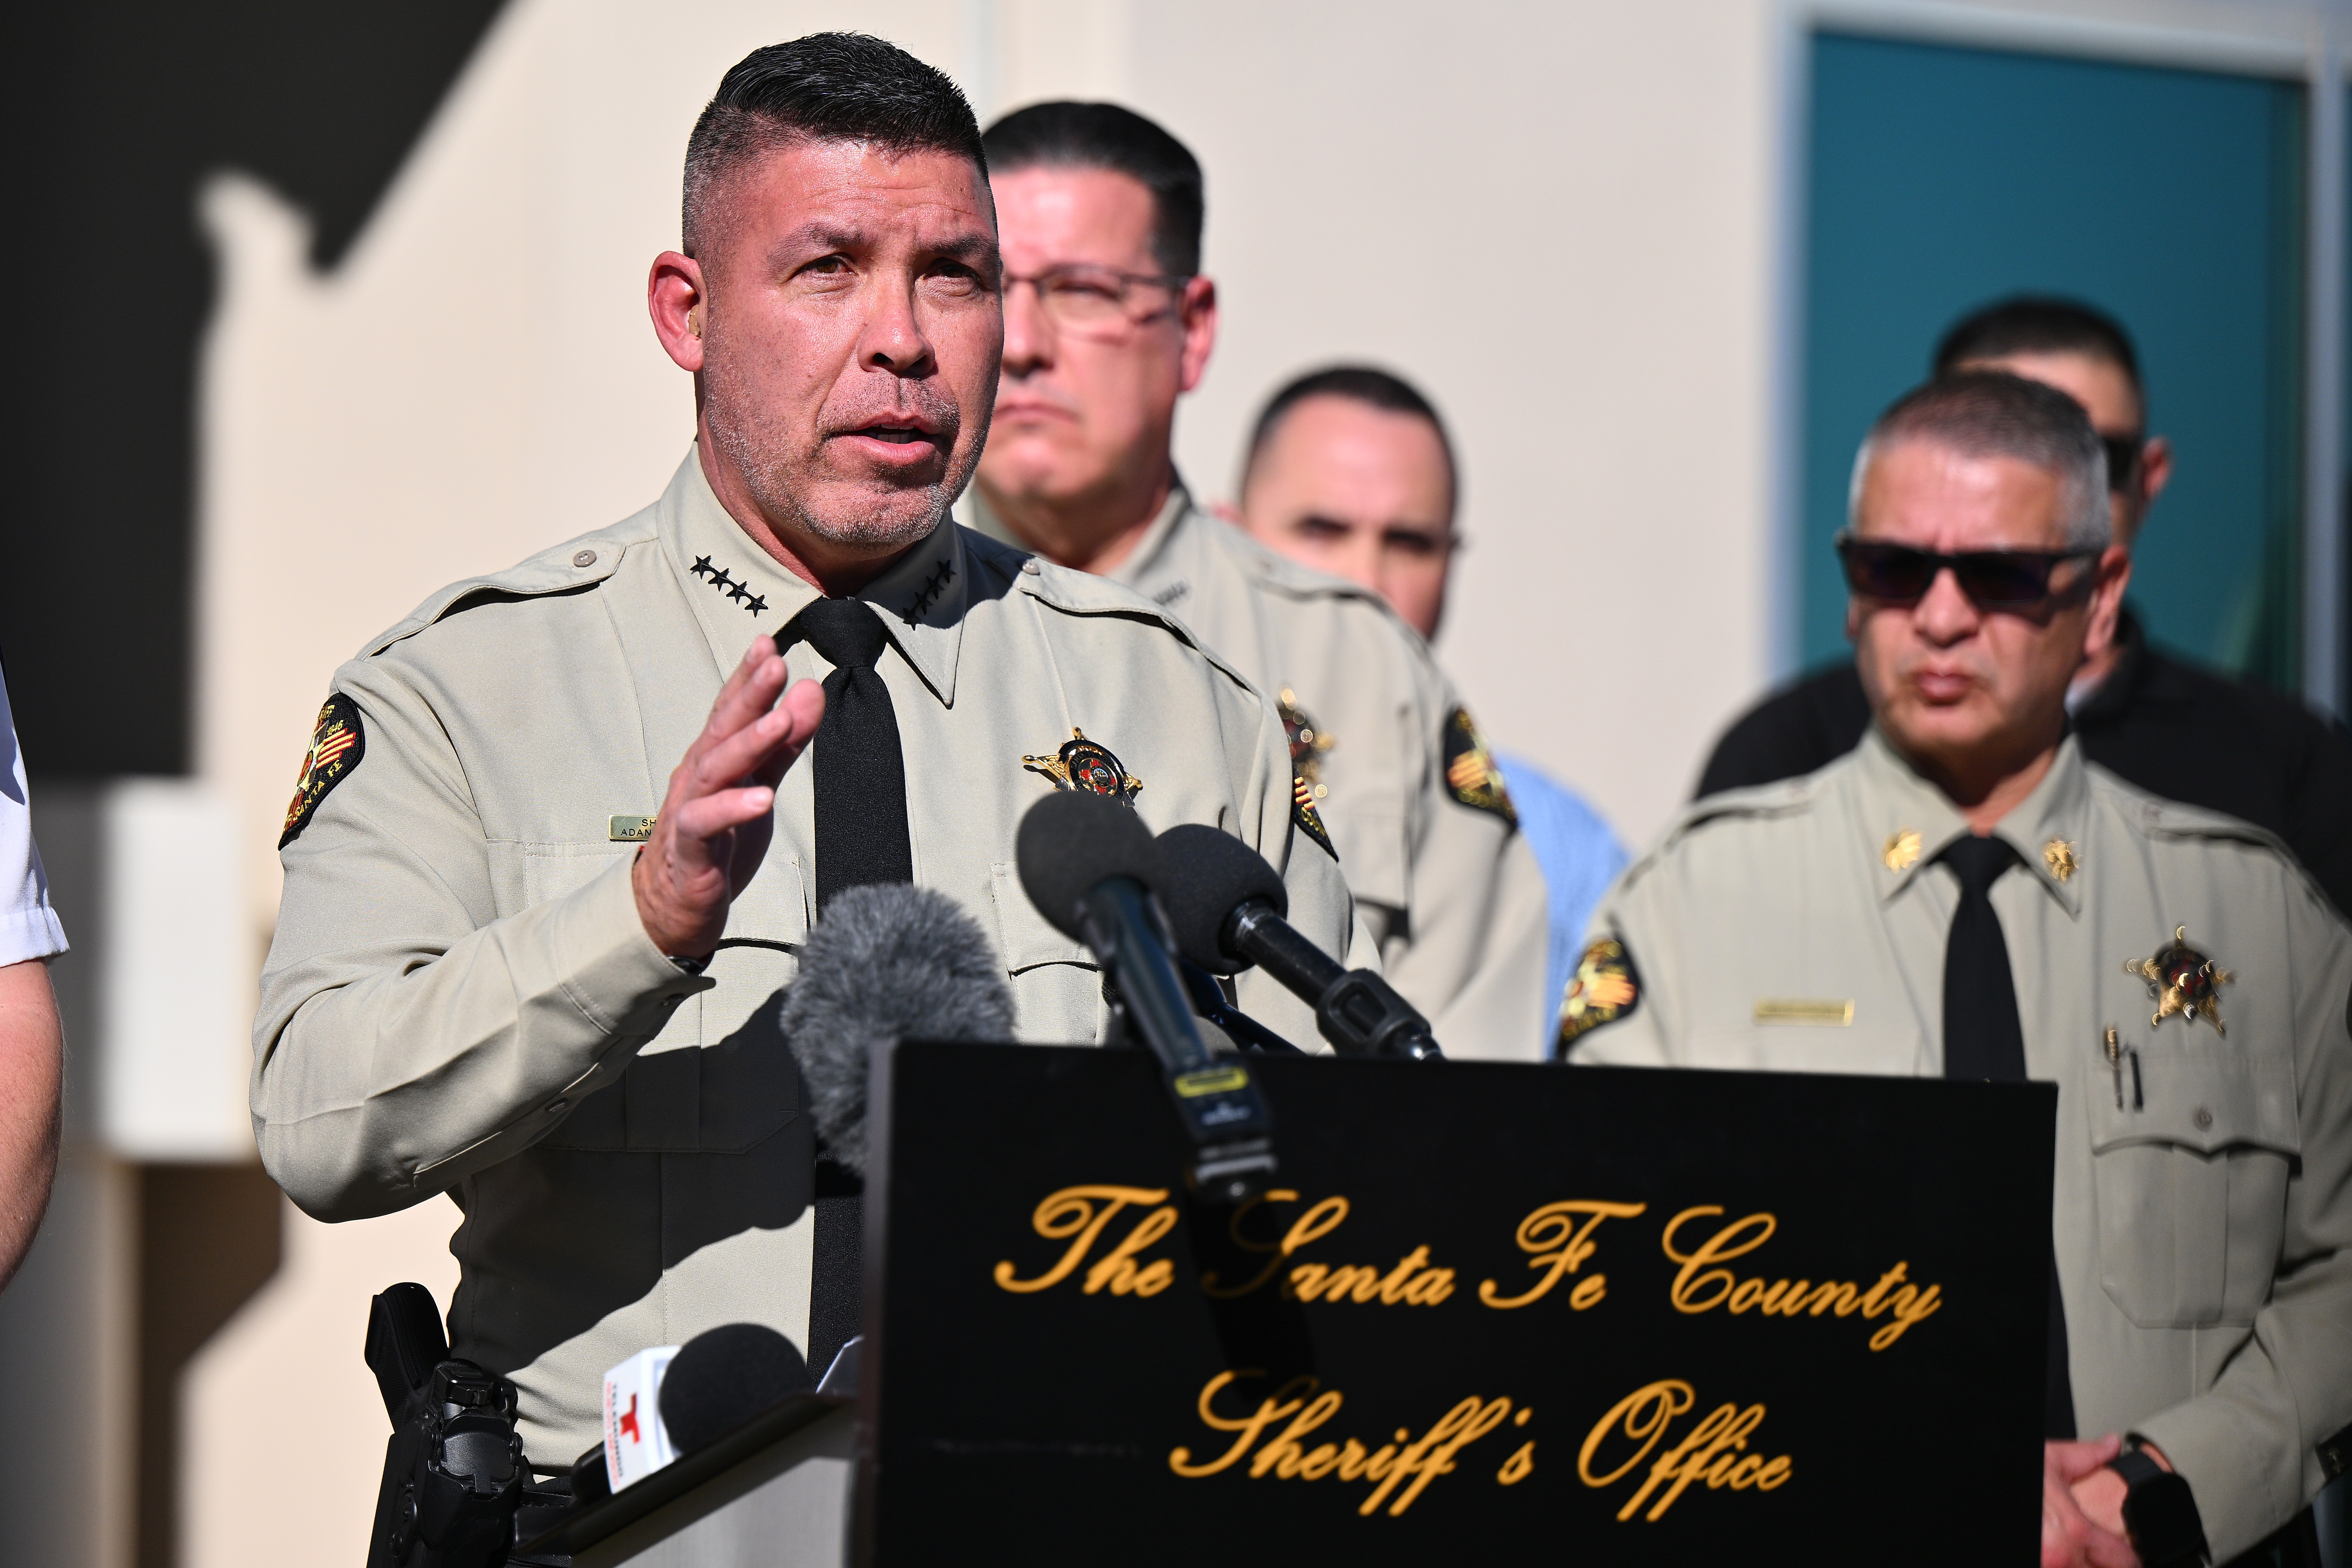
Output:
[1835,532,2099,609]
[2101,435,2143,494]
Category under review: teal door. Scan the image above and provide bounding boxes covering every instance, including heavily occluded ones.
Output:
[1803,33,2305,686]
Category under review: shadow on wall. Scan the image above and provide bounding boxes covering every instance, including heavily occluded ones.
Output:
[0,0,510,779]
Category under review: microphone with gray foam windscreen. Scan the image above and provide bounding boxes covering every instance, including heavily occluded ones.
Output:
[779,881,1015,1385]
[781,881,1016,1178]
[1156,822,1443,1062]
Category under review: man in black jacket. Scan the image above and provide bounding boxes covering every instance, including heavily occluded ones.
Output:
[1697,297,2352,917]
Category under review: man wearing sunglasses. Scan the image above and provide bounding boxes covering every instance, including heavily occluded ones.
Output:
[965,102,1549,1059]
[1564,373,2352,1568]
[1698,297,2352,920]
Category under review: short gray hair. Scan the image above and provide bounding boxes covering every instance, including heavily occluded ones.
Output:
[1847,371,2109,550]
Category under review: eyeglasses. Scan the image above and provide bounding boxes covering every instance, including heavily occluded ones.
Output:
[1834,531,2099,609]
[2101,434,2144,494]
[1002,265,1191,338]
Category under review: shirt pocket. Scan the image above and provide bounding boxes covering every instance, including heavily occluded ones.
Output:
[2088,1040,2298,1328]
[524,847,808,1156]
[990,860,1101,1045]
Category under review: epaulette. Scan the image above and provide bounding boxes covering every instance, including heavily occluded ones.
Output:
[978,527,1261,696]
[1611,773,1825,895]
[2088,764,2304,862]
[359,509,655,658]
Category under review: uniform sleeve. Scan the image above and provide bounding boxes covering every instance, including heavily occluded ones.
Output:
[1555,861,1676,1066]
[1217,674,1376,1049]
[1376,668,1549,1061]
[2133,889,2352,1558]
[252,656,708,1221]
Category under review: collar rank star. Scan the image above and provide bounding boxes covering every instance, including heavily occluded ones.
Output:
[1883,829,1921,872]
[2125,926,2233,1035]
[686,554,767,618]
[1441,706,1516,827]
[279,694,366,848]
[1278,688,1338,860]
[901,555,955,624]
[1023,729,1141,806]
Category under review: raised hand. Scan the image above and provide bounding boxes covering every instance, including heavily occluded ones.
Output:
[633,635,826,957]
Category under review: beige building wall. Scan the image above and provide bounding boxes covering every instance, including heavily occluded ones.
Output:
[158,1,2342,1564]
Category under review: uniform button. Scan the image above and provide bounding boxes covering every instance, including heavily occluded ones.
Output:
[546,1099,568,1114]
[2192,1107,2212,1130]
[1020,558,1041,575]
[573,549,597,568]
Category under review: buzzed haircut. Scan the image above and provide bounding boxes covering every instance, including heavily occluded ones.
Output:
[1932,296,2142,394]
[1243,365,1458,497]
[683,33,985,259]
[981,102,1203,277]
[1854,371,2110,550]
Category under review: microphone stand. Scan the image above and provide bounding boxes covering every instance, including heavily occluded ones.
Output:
[1078,876,1279,1205]
[1224,901,1444,1062]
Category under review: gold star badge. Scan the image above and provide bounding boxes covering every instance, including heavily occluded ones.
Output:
[1022,729,1142,805]
[2123,926,2232,1035]
[1883,829,1921,871]
[2042,839,2077,882]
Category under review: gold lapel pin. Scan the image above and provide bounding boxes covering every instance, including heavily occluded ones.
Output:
[2042,839,2078,882]
[1882,828,1921,872]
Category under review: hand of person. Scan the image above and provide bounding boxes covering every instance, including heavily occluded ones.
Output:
[633,635,825,957]
[2041,1433,2139,1568]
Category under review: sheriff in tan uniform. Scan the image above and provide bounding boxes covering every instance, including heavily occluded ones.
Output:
[1565,732,2352,1558]
[254,452,1369,1460]
[976,486,1550,1059]
[1565,369,2352,1560]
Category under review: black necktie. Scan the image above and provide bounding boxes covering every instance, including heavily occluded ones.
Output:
[1938,834,2075,1439]
[782,598,914,912]
[778,597,911,1384]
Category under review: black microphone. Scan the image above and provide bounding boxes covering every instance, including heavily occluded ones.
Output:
[780,881,1016,1177]
[1016,792,1277,1204]
[658,1322,813,1455]
[1157,823,1444,1062]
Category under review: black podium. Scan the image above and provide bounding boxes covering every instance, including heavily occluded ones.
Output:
[525,1044,2054,1564]
[858,1043,2052,1564]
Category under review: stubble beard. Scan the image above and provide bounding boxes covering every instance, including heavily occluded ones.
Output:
[702,337,989,556]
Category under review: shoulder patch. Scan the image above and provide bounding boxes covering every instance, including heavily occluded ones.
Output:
[280,694,365,848]
[1555,938,1640,1053]
[1292,775,1338,860]
[1442,707,1516,827]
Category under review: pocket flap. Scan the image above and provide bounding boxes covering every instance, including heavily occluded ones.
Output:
[2089,1042,2299,1158]
[991,861,1094,974]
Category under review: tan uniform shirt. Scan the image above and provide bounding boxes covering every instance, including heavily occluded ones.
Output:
[1565,728,2352,1559]
[254,451,1370,1460]
[972,487,1549,1059]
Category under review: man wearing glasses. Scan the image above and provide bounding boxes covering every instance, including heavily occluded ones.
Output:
[1698,298,2352,919]
[1562,372,2352,1568]
[965,102,1549,1059]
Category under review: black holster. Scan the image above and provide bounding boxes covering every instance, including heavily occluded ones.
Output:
[363,1282,524,1568]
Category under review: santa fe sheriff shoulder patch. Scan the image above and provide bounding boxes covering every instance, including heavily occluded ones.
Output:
[280,694,365,848]
[1555,937,1640,1053]
[1441,706,1516,827]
